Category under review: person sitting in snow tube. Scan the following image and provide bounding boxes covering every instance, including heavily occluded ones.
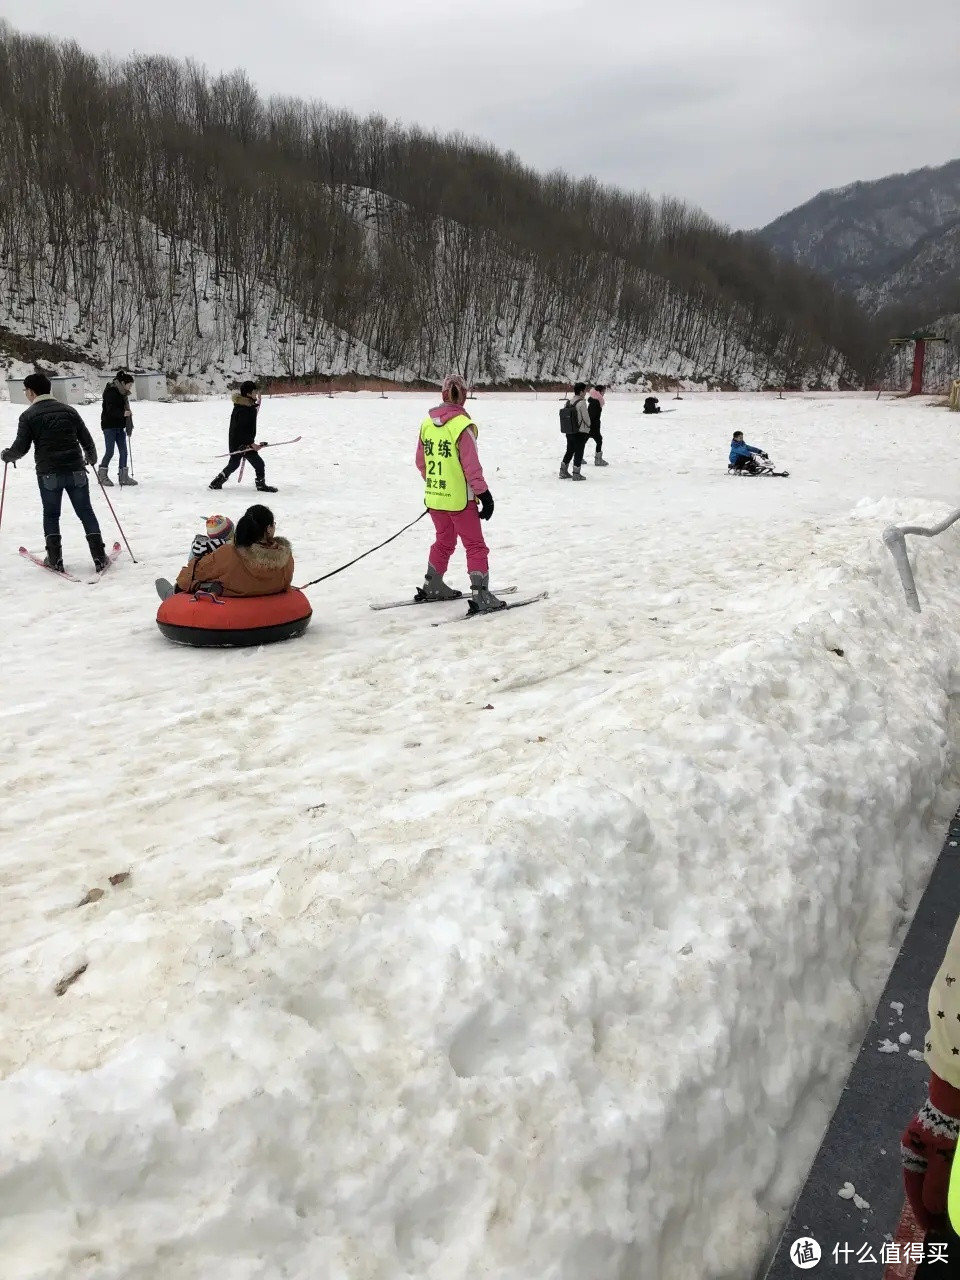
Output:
[155,504,293,599]
[728,431,769,474]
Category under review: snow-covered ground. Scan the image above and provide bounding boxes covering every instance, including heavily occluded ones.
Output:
[1,391,959,1280]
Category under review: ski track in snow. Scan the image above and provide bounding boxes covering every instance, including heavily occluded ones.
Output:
[1,391,960,1280]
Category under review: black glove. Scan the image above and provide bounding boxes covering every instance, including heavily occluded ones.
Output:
[125,425,133,437]
[760,452,769,460]
[477,490,494,521]
[0,449,11,464]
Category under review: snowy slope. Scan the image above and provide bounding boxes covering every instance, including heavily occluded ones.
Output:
[341,186,852,391]
[0,225,416,396]
[1,392,960,1280]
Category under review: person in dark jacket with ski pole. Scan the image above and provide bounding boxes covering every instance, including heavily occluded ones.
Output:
[208,381,277,492]
[99,370,137,486]
[1,373,108,572]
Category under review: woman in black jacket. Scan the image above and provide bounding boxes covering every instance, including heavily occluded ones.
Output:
[208,381,277,492]
[99,370,137,486]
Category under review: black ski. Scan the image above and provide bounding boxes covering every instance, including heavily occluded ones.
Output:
[371,585,517,611]
[432,592,548,625]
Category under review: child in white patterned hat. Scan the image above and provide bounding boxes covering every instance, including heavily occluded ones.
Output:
[189,513,234,561]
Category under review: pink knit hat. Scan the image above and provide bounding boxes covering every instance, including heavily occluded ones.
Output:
[441,373,468,404]
[205,514,234,541]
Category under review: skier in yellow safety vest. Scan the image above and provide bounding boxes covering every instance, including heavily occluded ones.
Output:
[415,373,506,613]
[902,907,960,1262]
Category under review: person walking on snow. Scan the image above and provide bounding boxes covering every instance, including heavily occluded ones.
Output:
[728,431,769,474]
[99,370,137,486]
[209,381,277,493]
[588,384,608,466]
[560,382,591,480]
[0,372,109,572]
[415,373,505,613]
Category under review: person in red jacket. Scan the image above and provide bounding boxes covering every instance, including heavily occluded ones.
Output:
[414,374,505,613]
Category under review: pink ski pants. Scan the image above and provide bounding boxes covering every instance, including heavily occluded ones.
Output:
[428,504,489,576]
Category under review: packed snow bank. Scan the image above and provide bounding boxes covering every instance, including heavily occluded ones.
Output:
[1,393,959,1280]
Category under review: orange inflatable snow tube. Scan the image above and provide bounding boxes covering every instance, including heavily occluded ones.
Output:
[156,588,313,648]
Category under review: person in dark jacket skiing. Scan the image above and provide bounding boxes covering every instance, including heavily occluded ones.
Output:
[587,385,608,466]
[0,373,108,572]
[208,382,277,492]
[99,370,137,487]
[643,396,661,414]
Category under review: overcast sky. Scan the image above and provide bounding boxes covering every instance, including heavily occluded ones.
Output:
[5,0,957,228]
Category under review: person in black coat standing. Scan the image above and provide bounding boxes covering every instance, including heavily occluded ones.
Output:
[1,373,108,572]
[587,384,608,465]
[99,370,137,486]
[208,381,277,492]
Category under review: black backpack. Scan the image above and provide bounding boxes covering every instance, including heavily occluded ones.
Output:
[559,401,577,434]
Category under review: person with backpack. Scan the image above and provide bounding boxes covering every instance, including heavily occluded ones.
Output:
[559,383,591,480]
[208,382,277,493]
[99,370,137,486]
[587,384,608,466]
[0,372,109,572]
[414,373,505,614]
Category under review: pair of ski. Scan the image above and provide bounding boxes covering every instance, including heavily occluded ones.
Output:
[19,542,123,583]
[371,586,547,623]
[213,436,302,458]
[727,467,790,478]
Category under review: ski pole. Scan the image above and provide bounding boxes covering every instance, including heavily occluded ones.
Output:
[127,436,134,478]
[0,462,7,536]
[90,464,138,562]
[214,436,302,457]
[238,457,246,484]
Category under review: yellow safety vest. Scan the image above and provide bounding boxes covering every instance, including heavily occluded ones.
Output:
[419,412,478,511]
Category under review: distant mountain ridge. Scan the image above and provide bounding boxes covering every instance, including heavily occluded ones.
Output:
[759,158,960,313]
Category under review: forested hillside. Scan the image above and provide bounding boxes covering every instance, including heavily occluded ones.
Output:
[0,22,883,388]
[759,159,960,391]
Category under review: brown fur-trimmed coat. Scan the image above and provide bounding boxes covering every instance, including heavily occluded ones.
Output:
[176,536,294,597]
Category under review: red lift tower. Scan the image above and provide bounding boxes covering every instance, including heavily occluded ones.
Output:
[890,329,950,396]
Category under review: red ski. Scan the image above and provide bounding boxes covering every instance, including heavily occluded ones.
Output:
[19,542,122,583]
[214,436,302,458]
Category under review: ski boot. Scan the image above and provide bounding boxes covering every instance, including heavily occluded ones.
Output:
[559,462,571,479]
[209,472,227,490]
[594,451,609,467]
[256,478,278,493]
[415,564,463,602]
[119,468,138,486]
[87,533,108,572]
[97,466,113,487]
[468,571,507,614]
[43,534,64,573]
[155,578,176,600]
[571,466,586,481]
